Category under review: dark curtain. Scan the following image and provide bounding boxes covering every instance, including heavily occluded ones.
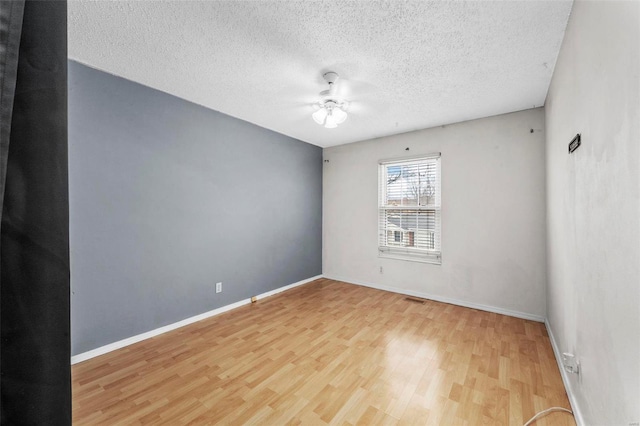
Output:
[0,0,71,424]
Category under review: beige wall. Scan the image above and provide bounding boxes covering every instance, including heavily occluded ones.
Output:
[323,108,547,320]
[545,1,640,424]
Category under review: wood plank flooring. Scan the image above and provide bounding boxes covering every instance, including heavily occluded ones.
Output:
[72,279,575,425]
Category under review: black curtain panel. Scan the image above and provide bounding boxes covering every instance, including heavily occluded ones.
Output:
[0,1,71,424]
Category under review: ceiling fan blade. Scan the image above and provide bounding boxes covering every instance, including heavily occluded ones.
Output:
[334,78,379,101]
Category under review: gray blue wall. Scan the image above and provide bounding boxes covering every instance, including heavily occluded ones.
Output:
[69,61,322,356]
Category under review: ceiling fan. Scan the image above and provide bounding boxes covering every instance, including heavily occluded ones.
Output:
[311,71,348,129]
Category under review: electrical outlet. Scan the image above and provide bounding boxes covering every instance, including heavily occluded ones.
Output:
[562,352,580,375]
[216,282,222,293]
[379,266,384,274]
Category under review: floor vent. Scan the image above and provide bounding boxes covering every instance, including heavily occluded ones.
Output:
[404,297,426,304]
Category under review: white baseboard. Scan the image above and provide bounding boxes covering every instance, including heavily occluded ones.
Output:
[545,319,585,426]
[71,275,322,365]
[324,275,546,323]
[255,275,322,300]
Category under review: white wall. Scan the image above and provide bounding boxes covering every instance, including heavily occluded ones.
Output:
[323,108,547,319]
[545,1,640,424]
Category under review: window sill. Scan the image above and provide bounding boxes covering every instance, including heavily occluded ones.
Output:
[378,251,441,265]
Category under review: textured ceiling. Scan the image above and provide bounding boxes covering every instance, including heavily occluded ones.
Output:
[68,1,572,148]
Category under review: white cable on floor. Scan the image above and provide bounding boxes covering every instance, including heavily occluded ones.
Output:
[523,407,573,426]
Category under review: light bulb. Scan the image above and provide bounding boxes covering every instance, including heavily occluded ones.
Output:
[312,107,327,125]
[333,107,347,124]
[324,112,337,128]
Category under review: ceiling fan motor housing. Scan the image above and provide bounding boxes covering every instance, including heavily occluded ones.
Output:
[323,71,339,85]
[319,72,343,106]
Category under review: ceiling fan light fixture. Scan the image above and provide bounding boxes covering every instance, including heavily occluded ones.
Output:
[312,100,347,128]
[312,107,328,125]
[324,111,338,128]
[332,106,347,124]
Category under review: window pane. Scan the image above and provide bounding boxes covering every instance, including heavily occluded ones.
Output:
[384,161,438,207]
[382,209,437,250]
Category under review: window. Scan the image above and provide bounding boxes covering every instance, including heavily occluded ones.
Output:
[378,154,441,264]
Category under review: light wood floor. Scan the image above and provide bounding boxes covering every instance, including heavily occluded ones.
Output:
[73,279,575,425]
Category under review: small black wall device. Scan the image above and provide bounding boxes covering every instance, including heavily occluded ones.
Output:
[569,134,581,154]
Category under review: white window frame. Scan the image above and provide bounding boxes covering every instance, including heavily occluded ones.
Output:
[378,153,441,264]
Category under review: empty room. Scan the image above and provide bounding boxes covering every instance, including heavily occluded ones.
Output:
[0,0,638,425]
